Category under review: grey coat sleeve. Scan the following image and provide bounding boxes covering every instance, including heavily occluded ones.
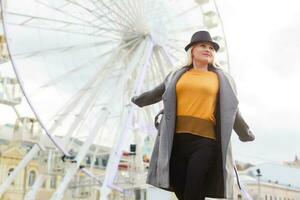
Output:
[234,108,255,142]
[226,72,255,142]
[131,72,171,107]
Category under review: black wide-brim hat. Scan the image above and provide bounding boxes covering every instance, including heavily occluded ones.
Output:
[184,30,220,52]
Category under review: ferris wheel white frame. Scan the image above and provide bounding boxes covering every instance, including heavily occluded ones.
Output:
[0,0,241,200]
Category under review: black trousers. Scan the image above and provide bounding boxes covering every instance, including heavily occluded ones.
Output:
[170,133,217,200]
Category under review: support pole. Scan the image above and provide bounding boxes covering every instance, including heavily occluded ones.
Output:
[24,174,46,200]
[100,37,154,200]
[0,145,41,197]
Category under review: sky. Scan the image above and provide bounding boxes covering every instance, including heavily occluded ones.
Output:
[0,0,299,165]
[217,0,300,164]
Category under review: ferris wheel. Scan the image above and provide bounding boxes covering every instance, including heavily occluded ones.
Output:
[0,0,230,199]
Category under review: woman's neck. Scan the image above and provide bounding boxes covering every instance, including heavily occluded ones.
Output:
[192,60,209,72]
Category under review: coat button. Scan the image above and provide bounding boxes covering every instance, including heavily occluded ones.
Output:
[166,114,170,120]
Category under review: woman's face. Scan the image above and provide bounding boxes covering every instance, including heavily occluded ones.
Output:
[191,42,215,64]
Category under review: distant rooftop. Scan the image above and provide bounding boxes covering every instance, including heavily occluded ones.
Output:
[244,162,300,189]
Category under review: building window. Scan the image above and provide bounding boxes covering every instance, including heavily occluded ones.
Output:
[8,168,15,185]
[50,175,57,189]
[28,171,36,187]
[95,157,99,166]
[270,196,272,200]
[86,156,91,165]
[42,179,46,188]
[265,195,268,200]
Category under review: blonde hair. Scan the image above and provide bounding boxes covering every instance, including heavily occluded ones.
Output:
[183,44,219,68]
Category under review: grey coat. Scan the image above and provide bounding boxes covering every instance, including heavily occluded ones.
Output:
[131,64,255,199]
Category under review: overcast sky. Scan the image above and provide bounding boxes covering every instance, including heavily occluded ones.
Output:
[218,0,300,164]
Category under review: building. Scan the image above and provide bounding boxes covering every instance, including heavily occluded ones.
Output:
[234,162,300,200]
[0,123,148,200]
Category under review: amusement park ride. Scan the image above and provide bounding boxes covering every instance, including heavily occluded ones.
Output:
[0,0,235,199]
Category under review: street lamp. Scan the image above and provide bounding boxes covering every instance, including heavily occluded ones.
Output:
[256,168,262,200]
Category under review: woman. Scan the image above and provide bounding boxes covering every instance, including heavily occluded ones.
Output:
[131,30,255,200]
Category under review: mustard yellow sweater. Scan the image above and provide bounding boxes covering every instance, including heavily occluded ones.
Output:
[175,68,219,140]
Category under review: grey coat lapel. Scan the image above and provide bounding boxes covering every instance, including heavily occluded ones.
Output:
[156,67,189,185]
[214,68,239,197]
[214,68,239,153]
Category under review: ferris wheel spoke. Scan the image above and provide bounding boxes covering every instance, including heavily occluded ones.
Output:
[4,11,91,29]
[65,0,137,33]
[167,37,187,44]
[63,0,122,31]
[3,11,123,39]
[14,40,116,59]
[64,0,97,14]
[7,21,122,40]
[125,0,143,24]
[112,1,136,26]
[117,0,139,25]
[90,27,136,39]
[26,47,119,98]
[169,25,205,34]
[161,48,181,64]
[165,43,185,55]
[157,45,177,68]
[173,4,199,18]
[151,51,167,84]
[33,0,125,39]
[119,0,137,22]
[86,7,127,34]
[55,0,105,25]
[153,49,168,80]
[40,35,140,94]
[133,0,146,23]
[149,65,161,88]
[93,0,135,32]
[35,0,104,27]
[145,0,164,18]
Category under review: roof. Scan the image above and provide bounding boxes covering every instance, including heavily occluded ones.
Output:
[244,162,300,189]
